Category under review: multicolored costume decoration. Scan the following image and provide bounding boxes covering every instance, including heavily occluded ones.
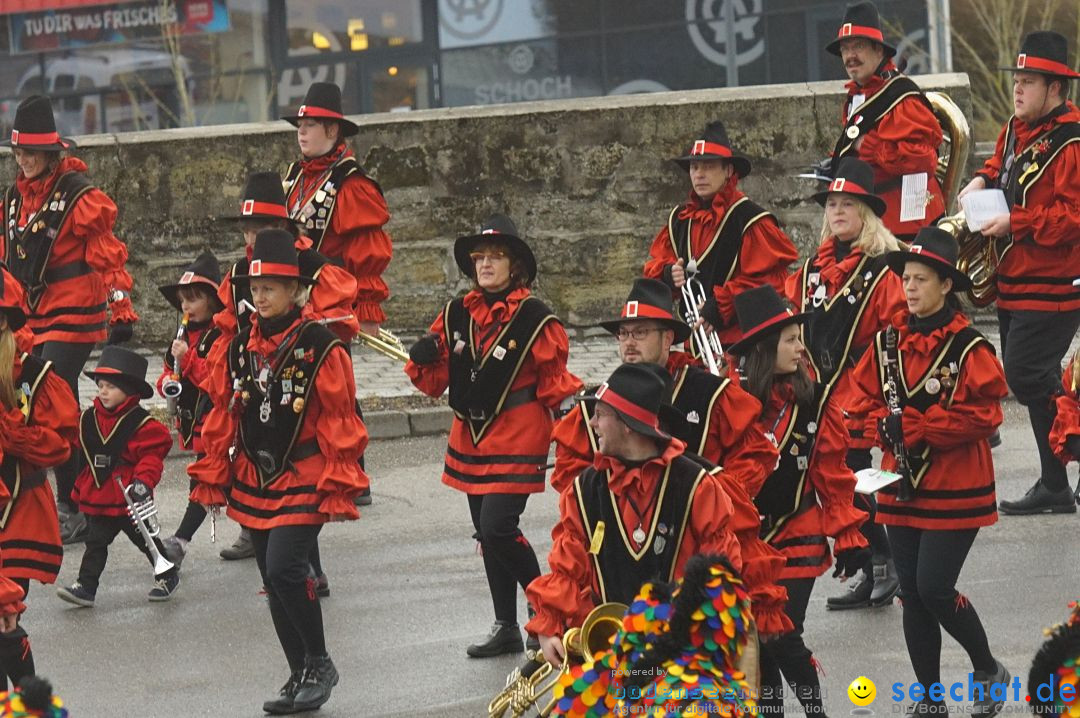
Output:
[1029,600,1080,717]
[0,677,67,718]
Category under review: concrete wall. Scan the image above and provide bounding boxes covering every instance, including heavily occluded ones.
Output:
[0,73,971,342]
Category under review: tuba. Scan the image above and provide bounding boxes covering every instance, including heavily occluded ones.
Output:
[488,602,627,718]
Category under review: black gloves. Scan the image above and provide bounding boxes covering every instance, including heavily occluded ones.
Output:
[877,414,903,447]
[832,546,871,579]
[1067,434,1080,460]
[127,479,151,501]
[699,296,723,330]
[107,322,134,345]
[408,333,441,365]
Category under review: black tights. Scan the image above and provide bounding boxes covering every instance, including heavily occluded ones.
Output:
[887,526,996,687]
[250,524,327,673]
[847,448,891,564]
[759,577,824,716]
[175,479,208,542]
[0,579,34,692]
[32,341,94,510]
[467,493,541,625]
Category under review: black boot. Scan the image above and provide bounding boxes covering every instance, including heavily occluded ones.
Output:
[869,559,899,607]
[826,571,872,610]
[999,479,1076,515]
[262,670,303,715]
[467,621,524,658]
[292,654,339,711]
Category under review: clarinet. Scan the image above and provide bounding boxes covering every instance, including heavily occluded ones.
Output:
[883,327,915,502]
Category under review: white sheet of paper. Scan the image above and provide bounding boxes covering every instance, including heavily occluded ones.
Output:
[960,189,1010,232]
[899,172,928,223]
[855,468,903,494]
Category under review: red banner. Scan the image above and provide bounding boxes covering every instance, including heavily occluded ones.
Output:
[0,0,140,15]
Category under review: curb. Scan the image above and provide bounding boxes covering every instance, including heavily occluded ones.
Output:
[366,406,454,440]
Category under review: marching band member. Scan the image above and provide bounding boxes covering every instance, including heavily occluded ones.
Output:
[958,31,1080,516]
[826,0,945,238]
[405,214,583,658]
[787,157,905,610]
[1049,350,1080,503]
[0,268,77,690]
[57,346,177,607]
[729,284,869,718]
[0,95,139,546]
[643,120,798,348]
[189,229,367,714]
[154,252,226,567]
[848,227,1010,716]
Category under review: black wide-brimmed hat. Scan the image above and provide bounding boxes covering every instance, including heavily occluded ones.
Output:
[729,285,810,356]
[672,121,752,178]
[598,278,692,344]
[249,229,314,285]
[1000,31,1080,78]
[219,171,299,225]
[453,213,538,286]
[0,266,27,331]
[583,363,672,443]
[810,157,886,217]
[158,251,226,313]
[825,1,897,58]
[281,82,359,137]
[84,345,154,399]
[885,226,971,291]
[0,95,75,151]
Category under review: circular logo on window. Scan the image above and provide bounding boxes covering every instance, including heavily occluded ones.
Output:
[686,0,765,68]
[440,0,505,41]
[508,44,535,75]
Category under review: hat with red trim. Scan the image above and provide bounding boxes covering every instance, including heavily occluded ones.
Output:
[672,120,752,178]
[0,95,75,151]
[453,213,537,285]
[885,225,971,291]
[0,265,28,331]
[83,345,154,399]
[810,157,887,217]
[598,278,692,344]
[825,2,897,57]
[157,251,226,313]
[583,362,672,442]
[247,229,314,286]
[220,171,299,225]
[1000,31,1080,78]
[281,82,359,137]
[728,285,810,356]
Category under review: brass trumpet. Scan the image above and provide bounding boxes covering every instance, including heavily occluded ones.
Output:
[680,260,724,376]
[488,602,627,718]
[357,327,409,362]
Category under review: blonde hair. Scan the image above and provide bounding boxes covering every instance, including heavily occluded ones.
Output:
[0,325,18,411]
[819,197,904,257]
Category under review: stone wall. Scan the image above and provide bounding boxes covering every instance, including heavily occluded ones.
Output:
[0,73,971,342]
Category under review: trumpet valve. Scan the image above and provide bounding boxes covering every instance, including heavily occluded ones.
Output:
[685,259,699,274]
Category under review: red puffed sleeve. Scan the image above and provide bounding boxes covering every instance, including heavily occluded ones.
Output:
[123,419,172,490]
[551,405,593,493]
[900,343,1006,449]
[311,344,368,516]
[848,339,889,442]
[681,471,741,578]
[0,369,78,469]
[188,341,237,506]
[532,321,583,409]
[712,219,798,327]
[974,122,1008,186]
[784,262,805,307]
[1052,367,1080,463]
[857,96,942,178]
[328,176,392,324]
[404,309,450,398]
[305,263,360,342]
[643,222,678,282]
[809,401,868,552]
[74,188,138,324]
[1010,143,1080,249]
[706,384,777,498]
[0,503,26,614]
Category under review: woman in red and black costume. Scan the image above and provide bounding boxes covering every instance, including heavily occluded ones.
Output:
[0,266,79,690]
[643,120,798,350]
[405,214,583,658]
[1048,350,1080,504]
[190,229,367,714]
[282,82,392,340]
[729,284,869,718]
[786,157,906,611]
[0,95,138,546]
[848,227,1010,715]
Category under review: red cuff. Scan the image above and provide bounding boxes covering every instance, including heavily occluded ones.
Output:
[109,296,139,324]
[318,494,359,520]
[190,484,227,507]
[902,405,927,446]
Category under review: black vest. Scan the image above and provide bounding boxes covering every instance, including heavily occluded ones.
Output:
[573,455,704,604]
[163,324,221,445]
[444,295,557,445]
[832,74,930,165]
[666,196,773,292]
[756,384,828,542]
[79,404,152,489]
[228,320,342,488]
[2,171,94,311]
[0,354,53,528]
[283,156,382,250]
[873,325,990,490]
[669,365,732,456]
[997,120,1080,209]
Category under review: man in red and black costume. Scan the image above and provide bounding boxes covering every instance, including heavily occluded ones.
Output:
[958,31,1080,515]
[0,95,138,546]
[644,121,798,353]
[826,1,945,239]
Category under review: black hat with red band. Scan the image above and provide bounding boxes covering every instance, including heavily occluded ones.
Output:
[453,213,538,286]
[672,120,752,178]
[885,226,971,291]
[810,157,886,217]
[583,363,672,442]
[825,1,897,58]
[0,95,75,151]
[598,278,692,344]
[220,171,299,225]
[728,285,810,356]
[281,82,359,137]
[1000,31,1080,78]
[84,345,154,399]
[0,266,28,331]
[158,251,226,312]
[249,229,314,285]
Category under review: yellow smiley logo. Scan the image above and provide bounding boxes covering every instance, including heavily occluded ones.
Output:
[848,676,876,707]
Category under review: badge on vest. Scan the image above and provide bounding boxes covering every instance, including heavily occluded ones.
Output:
[686,410,700,424]
[493,346,506,360]
[93,454,109,469]
[589,520,605,555]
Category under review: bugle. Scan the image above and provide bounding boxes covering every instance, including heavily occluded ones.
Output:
[679,260,724,376]
[116,477,174,576]
[163,313,188,415]
[357,327,409,362]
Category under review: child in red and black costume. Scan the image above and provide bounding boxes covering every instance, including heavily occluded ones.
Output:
[56,347,176,607]
[1049,350,1080,505]
[154,252,226,566]
[0,96,139,546]
[0,266,78,690]
[729,284,869,718]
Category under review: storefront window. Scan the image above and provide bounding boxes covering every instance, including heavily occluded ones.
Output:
[287,0,424,57]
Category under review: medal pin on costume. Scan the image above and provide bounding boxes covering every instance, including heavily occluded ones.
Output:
[632,526,647,545]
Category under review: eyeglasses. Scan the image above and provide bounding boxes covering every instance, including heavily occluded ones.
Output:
[615,327,663,341]
[470,250,509,264]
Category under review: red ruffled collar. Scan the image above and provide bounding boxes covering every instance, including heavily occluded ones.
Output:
[462,286,531,327]
[15,156,87,211]
[892,309,970,355]
[812,236,866,288]
[844,59,897,96]
[93,393,141,418]
[678,175,743,222]
[299,142,352,178]
[594,438,687,496]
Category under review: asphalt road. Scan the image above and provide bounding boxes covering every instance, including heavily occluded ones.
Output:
[21,398,1080,717]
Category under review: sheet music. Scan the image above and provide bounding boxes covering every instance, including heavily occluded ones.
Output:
[855,468,903,495]
[960,189,1010,232]
[899,172,928,223]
